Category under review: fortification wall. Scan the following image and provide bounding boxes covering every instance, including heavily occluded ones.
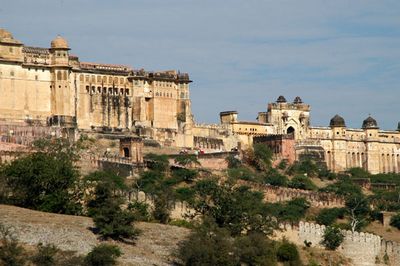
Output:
[298,221,400,266]
[238,181,345,208]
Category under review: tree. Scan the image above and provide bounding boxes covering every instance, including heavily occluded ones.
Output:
[176,219,238,266]
[144,153,169,172]
[226,154,241,169]
[174,154,200,168]
[345,193,370,232]
[276,240,302,266]
[243,144,273,171]
[234,233,277,266]
[84,244,122,266]
[265,198,310,223]
[321,226,344,250]
[1,138,82,214]
[264,169,288,187]
[87,172,139,241]
[288,175,317,190]
[315,208,345,226]
[190,179,275,236]
[390,213,400,230]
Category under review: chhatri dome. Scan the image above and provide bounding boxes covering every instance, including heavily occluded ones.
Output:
[0,28,13,39]
[51,35,69,49]
[362,116,379,129]
[329,114,346,127]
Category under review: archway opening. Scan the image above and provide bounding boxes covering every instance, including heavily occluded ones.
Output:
[123,147,130,158]
[287,126,295,135]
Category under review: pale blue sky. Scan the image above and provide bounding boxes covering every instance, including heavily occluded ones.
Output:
[1,0,399,129]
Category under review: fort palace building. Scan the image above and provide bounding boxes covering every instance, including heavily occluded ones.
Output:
[1,29,399,174]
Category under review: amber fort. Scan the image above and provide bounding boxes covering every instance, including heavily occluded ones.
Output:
[1,28,399,174]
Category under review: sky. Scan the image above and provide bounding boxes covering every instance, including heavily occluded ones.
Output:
[1,0,399,129]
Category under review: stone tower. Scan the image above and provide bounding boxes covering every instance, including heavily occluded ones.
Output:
[329,114,347,172]
[363,116,380,174]
[49,36,75,126]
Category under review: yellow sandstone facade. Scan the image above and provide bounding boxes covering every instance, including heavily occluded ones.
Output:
[0,29,193,146]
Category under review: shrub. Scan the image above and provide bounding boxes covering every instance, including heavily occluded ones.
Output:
[176,219,238,266]
[174,187,195,202]
[84,244,122,266]
[321,226,344,250]
[0,223,26,266]
[227,167,256,182]
[128,201,151,222]
[276,241,301,265]
[172,168,198,183]
[153,193,171,224]
[226,154,241,168]
[390,213,400,230]
[265,198,310,223]
[144,153,169,172]
[30,243,59,266]
[288,175,317,190]
[315,208,345,226]
[264,171,288,187]
[235,233,277,266]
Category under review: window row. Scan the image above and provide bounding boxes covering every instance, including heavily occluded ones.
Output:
[85,86,130,96]
[80,74,126,85]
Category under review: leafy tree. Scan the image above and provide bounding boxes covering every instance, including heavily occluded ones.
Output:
[265,198,310,223]
[321,226,344,250]
[128,201,151,222]
[276,240,302,266]
[144,153,169,172]
[135,170,165,194]
[85,170,127,194]
[176,219,238,266]
[227,167,257,182]
[174,154,200,167]
[0,223,26,266]
[1,139,82,214]
[153,192,172,224]
[320,178,362,197]
[345,193,370,232]
[264,170,288,187]
[243,144,273,171]
[288,175,317,190]
[389,213,400,230]
[190,179,275,236]
[172,168,198,183]
[174,187,195,202]
[315,208,345,226]
[235,233,277,266]
[287,159,319,178]
[347,167,370,179]
[84,244,122,266]
[87,172,139,241]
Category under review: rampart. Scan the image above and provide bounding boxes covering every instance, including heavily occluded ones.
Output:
[238,181,345,208]
[298,221,400,266]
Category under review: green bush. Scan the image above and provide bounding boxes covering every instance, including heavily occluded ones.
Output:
[276,241,301,265]
[0,223,26,266]
[390,213,400,229]
[264,170,288,187]
[174,187,195,202]
[84,244,122,266]
[30,243,59,266]
[288,175,317,190]
[172,168,198,183]
[227,167,256,182]
[315,208,345,226]
[235,233,277,266]
[266,198,310,223]
[144,153,169,172]
[128,201,151,222]
[321,226,344,250]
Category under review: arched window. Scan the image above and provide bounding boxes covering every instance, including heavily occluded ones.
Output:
[287,126,295,135]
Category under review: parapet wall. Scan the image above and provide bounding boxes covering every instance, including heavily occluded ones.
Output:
[238,181,345,208]
[298,221,400,266]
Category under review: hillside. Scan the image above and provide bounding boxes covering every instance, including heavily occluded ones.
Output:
[0,204,190,266]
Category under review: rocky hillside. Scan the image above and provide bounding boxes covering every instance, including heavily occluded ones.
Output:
[0,204,190,265]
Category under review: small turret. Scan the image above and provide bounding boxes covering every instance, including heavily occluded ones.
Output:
[330,114,346,128]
